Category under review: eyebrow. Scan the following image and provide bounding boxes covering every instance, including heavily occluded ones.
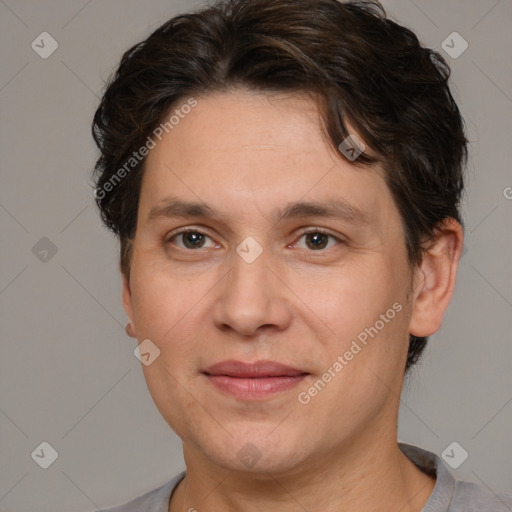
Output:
[146,197,370,226]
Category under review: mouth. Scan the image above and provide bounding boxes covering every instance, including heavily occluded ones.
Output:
[203,360,309,400]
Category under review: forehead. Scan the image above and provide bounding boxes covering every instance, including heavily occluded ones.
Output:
[138,89,397,229]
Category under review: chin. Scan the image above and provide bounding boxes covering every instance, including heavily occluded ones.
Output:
[200,426,311,475]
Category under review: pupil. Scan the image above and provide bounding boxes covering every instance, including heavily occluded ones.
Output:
[184,232,204,249]
[307,233,327,250]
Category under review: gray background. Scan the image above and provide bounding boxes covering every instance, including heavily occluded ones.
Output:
[0,0,511,510]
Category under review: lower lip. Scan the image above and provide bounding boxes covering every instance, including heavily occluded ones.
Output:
[206,374,308,400]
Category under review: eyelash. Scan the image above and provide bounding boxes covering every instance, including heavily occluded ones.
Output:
[165,227,344,252]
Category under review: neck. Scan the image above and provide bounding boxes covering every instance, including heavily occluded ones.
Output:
[169,431,435,512]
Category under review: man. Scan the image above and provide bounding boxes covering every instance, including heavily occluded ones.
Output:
[91,0,511,510]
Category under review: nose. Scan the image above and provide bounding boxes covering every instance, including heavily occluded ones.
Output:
[212,244,293,337]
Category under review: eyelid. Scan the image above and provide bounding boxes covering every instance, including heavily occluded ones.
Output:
[295,227,343,239]
[165,226,208,240]
[165,226,218,247]
[291,227,345,248]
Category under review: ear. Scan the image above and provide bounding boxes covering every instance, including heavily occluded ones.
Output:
[121,267,135,325]
[409,218,464,337]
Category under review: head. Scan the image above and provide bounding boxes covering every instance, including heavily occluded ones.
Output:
[92,0,466,474]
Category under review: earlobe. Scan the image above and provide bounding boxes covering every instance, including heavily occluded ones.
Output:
[125,321,136,338]
[409,218,464,337]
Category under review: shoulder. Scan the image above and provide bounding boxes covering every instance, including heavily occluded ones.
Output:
[399,443,512,512]
[451,479,512,511]
[93,471,186,512]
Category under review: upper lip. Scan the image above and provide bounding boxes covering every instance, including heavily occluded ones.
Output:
[203,360,308,378]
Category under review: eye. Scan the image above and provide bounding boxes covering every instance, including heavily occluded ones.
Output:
[165,228,342,252]
[293,229,343,251]
[166,229,219,250]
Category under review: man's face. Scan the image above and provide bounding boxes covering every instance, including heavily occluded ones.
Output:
[123,89,416,474]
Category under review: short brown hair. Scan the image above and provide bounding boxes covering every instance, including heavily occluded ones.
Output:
[92,0,468,371]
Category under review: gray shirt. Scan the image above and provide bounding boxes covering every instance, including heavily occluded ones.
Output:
[97,443,512,511]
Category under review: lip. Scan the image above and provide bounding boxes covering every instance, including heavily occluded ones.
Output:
[204,360,306,377]
[203,360,309,400]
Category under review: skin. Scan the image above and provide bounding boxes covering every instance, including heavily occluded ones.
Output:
[121,88,464,511]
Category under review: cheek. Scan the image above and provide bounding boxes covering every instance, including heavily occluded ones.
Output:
[129,256,195,338]
[305,258,411,377]
[289,257,400,333]
[128,257,217,389]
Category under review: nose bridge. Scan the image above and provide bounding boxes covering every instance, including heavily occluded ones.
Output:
[228,241,272,311]
[213,238,290,335]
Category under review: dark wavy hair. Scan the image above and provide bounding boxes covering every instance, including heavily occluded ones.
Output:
[91,0,468,372]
